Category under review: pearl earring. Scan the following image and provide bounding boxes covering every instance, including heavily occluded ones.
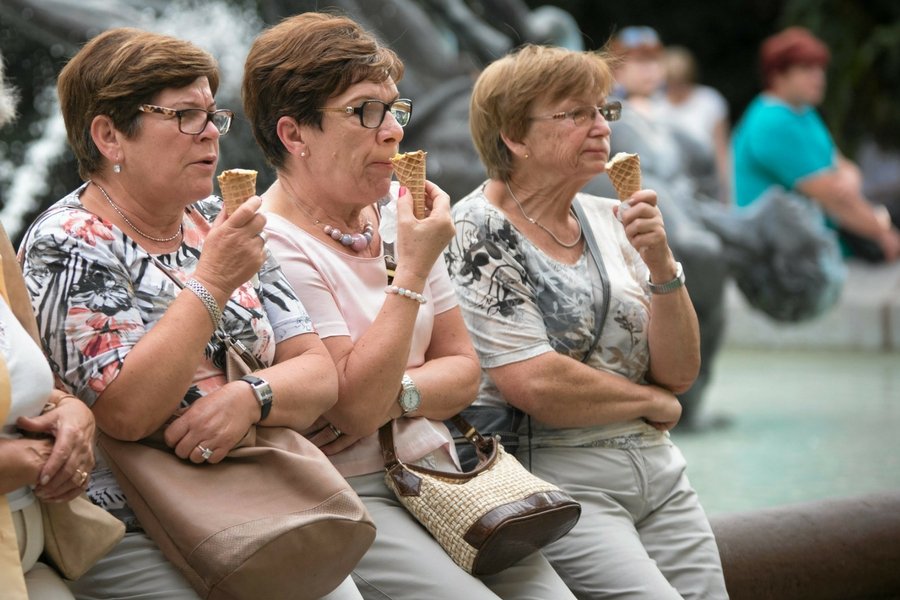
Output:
[113,164,122,173]
[300,152,306,157]
[524,153,529,159]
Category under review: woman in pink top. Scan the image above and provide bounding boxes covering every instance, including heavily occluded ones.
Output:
[243,12,577,600]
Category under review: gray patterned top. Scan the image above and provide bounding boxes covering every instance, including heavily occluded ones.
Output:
[445,184,668,448]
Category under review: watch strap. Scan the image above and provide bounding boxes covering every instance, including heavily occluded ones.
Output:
[240,374,273,421]
[647,261,685,295]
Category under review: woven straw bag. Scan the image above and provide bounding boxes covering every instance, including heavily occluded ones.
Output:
[379,415,580,576]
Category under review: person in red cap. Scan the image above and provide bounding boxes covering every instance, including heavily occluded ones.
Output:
[732,26,900,262]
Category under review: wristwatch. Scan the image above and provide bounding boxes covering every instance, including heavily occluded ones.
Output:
[240,374,273,421]
[647,262,685,295]
[397,373,421,415]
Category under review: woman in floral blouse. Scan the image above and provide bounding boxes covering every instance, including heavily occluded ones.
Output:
[19,28,341,599]
[444,45,729,599]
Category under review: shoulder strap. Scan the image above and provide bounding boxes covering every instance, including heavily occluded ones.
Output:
[572,198,611,363]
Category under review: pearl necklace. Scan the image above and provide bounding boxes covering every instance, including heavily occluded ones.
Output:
[291,196,374,253]
[92,181,183,243]
[505,181,582,248]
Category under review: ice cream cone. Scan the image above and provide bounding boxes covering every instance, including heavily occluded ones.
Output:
[391,150,427,218]
[605,153,641,200]
[217,169,258,216]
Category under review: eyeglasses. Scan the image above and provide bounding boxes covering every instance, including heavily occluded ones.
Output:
[317,98,413,129]
[138,104,234,135]
[529,101,622,126]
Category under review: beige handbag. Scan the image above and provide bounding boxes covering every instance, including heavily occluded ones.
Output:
[379,415,581,576]
[40,495,125,580]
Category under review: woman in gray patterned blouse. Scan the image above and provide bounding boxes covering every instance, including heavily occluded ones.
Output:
[444,44,729,599]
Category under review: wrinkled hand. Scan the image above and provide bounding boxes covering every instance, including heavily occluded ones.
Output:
[394,181,456,279]
[163,381,259,464]
[17,396,95,502]
[0,437,53,495]
[642,385,682,432]
[194,196,267,298]
[614,190,675,272]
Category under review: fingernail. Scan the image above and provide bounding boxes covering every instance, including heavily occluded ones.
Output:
[41,475,50,486]
[399,186,408,197]
[617,201,630,223]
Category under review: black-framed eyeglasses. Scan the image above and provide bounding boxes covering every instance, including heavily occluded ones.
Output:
[138,104,235,135]
[529,101,622,127]
[317,98,413,129]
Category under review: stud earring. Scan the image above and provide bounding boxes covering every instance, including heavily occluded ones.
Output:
[300,152,306,157]
[113,164,122,174]
[524,153,529,159]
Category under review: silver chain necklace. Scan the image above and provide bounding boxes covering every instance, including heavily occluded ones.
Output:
[92,180,183,243]
[505,180,582,248]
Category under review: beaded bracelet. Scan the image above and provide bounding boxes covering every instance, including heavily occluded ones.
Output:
[185,278,223,325]
[384,284,427,305]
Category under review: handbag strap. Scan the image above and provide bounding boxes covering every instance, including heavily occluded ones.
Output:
[571,197,611,363]
[380,413,492,469]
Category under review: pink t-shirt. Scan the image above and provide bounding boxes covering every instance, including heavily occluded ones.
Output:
[264,207,459,477]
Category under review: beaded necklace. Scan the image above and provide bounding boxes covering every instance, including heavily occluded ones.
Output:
[291,195,374,253]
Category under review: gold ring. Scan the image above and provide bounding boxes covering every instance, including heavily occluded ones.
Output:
[328,424,342,440]
[74,468,89,486]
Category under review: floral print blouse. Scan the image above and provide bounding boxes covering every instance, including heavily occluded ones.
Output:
[19,183,315,526]
[445,185,668,448]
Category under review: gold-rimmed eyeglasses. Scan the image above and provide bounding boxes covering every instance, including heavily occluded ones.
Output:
[138,104,235,135]
[317,98,413,129]
[529,101,622,126]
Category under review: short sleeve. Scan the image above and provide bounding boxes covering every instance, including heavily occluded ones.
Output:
[445,196,555,368]
[20,209,146,405]
[256,248,316,342]
[743,103,836,188]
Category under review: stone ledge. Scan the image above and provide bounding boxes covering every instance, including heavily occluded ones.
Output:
[723,260,900,351]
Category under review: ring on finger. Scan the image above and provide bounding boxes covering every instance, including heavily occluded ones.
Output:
[327,424,342,440]
[73,468,89,487]
[257,231,267,242]
[197,444,214,461]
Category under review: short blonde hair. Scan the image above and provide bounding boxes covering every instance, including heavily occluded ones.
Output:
[243,12,403,169]
[469,45,615,181]
[57,28,220,179]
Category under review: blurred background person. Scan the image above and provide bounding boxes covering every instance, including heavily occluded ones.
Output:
[731,26,900,263]
[604,26,730,431]
[448,43,728,599]
[244,13,577,599]
[19,28,345,600]
[656,45,731,203]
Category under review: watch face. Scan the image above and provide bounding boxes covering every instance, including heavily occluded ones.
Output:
[400,387,421,412]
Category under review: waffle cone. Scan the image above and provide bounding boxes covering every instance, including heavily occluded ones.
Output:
[605,153,641,200]
[391,150,427,218]
[217,169,258,216]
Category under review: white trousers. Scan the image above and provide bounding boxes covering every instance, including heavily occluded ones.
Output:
[12,500,75,600]
[530,443,729,600]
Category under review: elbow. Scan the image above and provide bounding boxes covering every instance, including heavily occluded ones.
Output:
[97,412,157,442]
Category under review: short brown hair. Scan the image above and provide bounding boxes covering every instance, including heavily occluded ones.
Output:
[469,44,614,181]
[760,27,830,88]
[57,27,220,180]
[242,12,404,169]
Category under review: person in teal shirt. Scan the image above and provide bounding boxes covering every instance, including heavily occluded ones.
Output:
[732,26,900,262]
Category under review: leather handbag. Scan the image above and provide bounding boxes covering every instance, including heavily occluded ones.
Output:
[40,494,125,580]
[379,415,581,576]
[99,423,374,600]
[96,280,375,599]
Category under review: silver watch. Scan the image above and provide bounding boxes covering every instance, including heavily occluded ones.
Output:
[397,374,421,415]
[240,374,273,421]
[648,262,685,295]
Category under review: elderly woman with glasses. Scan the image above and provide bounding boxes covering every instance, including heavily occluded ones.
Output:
[242,12,577,599]
[19,28,344,599]
[444,45,729,599]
